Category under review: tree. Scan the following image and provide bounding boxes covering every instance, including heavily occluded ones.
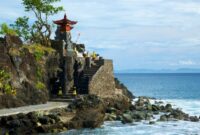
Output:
[16,0,64,46]
[10,16,31,41]
[0,23,17,36]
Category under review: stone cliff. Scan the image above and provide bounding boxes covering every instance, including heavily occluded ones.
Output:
[0,35,60,109]
[0,34,134,109]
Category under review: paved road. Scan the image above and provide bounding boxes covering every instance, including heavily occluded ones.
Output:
[0,102,69,117]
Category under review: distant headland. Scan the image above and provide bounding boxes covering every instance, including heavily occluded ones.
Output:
[115,68,200,73]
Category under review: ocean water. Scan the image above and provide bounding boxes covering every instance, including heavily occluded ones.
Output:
[61,73,200,135]
[116,73,200,99]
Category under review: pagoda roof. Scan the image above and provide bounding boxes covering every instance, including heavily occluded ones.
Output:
[53,14,77,25]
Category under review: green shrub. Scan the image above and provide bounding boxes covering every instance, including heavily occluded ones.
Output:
[0,70,16,96]
[36,81,46,90]
[36,67,43,81]
[0,23,17,36]
[23,44,55,61]
[8,47,21,56]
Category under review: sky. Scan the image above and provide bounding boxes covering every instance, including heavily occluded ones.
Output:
[1,0,200,71]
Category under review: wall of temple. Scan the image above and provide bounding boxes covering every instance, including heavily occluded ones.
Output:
[88,60,116,98]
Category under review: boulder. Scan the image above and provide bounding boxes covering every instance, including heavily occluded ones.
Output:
[165,104,173,112]
[38,116,51,125]
[131,111,146,121]
[105,113,117,121]
[106,107,117,114]
[159,115,168,121]
[114,78,135,99]
[122,113,133,124]
[146,104,152,111]
[149,121,155,125]
[152,105,160,112]
[190,116,199,122]
[170,109,187,120]
[48,114,61,123]
[145,112,153,120]
[6,119,21,128]
[68,95,105,129]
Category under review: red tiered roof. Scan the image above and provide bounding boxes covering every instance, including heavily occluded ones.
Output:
[53,14,77,32]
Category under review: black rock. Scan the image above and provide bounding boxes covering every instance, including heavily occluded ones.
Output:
[159,115,168,121]
[149,121,155,125]
[165,104,173,112]
[122,113,133,124]
[16,113,25,119]
[38,116,50,125]
[190,116,199,122]
[6,120,21,128]
[48,114,60,123]
[152,105,160,111]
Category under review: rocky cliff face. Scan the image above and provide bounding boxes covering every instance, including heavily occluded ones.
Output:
[0,35,60,109]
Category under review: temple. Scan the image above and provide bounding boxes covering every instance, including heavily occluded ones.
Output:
[50,14,115,100]
[53,14,77,56]
[53,14,77,31]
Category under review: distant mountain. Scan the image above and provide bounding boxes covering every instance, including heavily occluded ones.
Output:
[115,68,200,73]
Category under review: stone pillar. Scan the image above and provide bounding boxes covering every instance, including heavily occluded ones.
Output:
[63,55,75,94]
[85,57,92,69]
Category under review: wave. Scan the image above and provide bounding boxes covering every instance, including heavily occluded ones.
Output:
[63,99,200,135]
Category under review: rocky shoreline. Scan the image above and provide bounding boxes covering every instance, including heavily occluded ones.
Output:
[0,37,198,134]
[0,87,199,134]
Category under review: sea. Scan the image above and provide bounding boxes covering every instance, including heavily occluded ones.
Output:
[60,73,200,135]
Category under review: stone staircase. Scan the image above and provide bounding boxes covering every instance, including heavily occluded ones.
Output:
[50,86,77,102]
[50,94,75,102]
[77,60,103,94]
[50,59,104,102]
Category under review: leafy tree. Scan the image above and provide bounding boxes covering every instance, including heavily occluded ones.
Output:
[10,16,31,41]
[0,23,17,36]
[10,0,64,45]
[21,0,64,46]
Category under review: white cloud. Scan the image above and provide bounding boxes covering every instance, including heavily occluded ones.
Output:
[178,60,197,66]
[1,0,200,69]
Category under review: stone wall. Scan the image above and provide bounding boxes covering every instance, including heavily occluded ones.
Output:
[88,60,116,98]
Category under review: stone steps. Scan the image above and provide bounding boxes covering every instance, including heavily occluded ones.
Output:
[76,59,104,94]
[50,98,74,102]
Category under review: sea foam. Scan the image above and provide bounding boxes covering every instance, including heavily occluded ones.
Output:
[63,99,200,135]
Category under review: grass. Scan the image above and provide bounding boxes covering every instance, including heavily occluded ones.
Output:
[0,70,16,96]
[23,43,55,61]
[36,81,46,90]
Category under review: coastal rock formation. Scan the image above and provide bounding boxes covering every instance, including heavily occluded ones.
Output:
[104,96,200,124]
[67,95,105,129]
[1,95,199,134]
[115,77,135,99]
[0,35,60,108]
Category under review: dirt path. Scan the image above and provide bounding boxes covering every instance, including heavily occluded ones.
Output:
[0,102,69,116]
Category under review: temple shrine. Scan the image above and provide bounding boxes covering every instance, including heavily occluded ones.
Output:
[51,13,108,99]
[53,14,77,55]
[53,14,77,32]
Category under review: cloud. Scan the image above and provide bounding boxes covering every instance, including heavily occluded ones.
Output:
[178,60,197,66]
[1,0,200,70]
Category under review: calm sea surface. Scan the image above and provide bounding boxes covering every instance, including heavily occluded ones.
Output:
[115,73,200,99]
[60,73,200,135]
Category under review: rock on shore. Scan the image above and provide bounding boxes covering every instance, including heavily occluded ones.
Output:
[0,95,200,134]
[105,96,200,124]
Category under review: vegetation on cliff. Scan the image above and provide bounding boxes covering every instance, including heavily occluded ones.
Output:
[0,35,60,108]
[0,23,17,36]
[0,70,16,96]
